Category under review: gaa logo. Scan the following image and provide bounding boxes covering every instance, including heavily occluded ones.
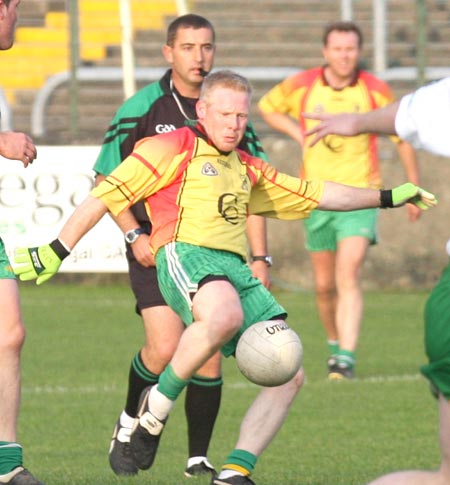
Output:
[155,124,176,133]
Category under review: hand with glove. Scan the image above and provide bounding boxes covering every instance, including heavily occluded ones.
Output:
[380,182,437,210]
[14,239,71,285]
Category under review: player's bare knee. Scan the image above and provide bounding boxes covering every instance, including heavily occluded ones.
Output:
[280,368,304,402]
[291,367,305,390]
[217,310,243,340]
[315,285,336,300]
[141,342,176,373]
[0,319,26,353]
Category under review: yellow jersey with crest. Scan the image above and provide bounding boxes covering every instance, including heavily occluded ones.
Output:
[91,125,324,259]
[258,67,398,188]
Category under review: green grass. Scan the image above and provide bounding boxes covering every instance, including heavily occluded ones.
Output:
[17,283,440,484]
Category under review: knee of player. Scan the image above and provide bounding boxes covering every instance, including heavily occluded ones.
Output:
[0,318,26,353]
[142,341,177,369]
[284,367,305,396]
[220,308,244,338]
[315,284,336,299]
[292,367,305,389]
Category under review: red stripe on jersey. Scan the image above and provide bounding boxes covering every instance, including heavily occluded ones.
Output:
[131,151,162,178]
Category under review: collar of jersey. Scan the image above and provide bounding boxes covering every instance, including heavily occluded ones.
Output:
[191,123,233,156]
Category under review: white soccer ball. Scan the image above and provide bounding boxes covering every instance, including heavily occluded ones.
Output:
[235,320,303,387]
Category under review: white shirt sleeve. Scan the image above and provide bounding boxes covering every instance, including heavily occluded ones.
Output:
[395,77,450,157]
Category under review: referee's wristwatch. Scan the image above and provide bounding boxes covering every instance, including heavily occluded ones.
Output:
[251,255,273,267]
[124,227,146,244]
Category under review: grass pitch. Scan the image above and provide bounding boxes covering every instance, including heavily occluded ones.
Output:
[17,283,439,484]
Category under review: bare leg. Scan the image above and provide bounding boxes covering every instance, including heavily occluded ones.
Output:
[140,305,185,374]
[0,279,25,443]
[170,280,243,380]
[335,236,369,353]
[234,369,304,456]
[309,250,337,341]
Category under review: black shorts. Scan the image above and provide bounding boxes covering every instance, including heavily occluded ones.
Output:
[126,244,167,314]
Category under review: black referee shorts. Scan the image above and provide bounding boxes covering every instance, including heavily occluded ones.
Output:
[126,244,167,314]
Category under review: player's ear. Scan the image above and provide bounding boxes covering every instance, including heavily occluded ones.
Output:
[196,99,206,120]
[162,44,173,64]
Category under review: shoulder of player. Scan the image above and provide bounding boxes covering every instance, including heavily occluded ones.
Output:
[267,68,320,93]
[135,126,194,151]
[357,70,392,94]
[114,80,165,117]
[290,67,322,87]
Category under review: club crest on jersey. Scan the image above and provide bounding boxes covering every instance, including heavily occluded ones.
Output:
[201,163,218,176]
[313,104,325,114]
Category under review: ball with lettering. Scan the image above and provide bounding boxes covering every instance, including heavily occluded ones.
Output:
[235,320,302,387]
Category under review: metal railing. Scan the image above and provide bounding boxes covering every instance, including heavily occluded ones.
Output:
[30,66,299,138]
[29,65,450,139]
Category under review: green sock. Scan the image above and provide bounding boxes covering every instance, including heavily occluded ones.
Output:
[327,340,339,356]
[158,364,189,401]
[0,442,22,475]
[337,349,355,368]
[223,449,257,476]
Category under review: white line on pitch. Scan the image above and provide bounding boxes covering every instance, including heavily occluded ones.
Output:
[22,373,423,394]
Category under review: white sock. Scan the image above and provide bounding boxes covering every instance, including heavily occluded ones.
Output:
[116,411,134,442]
[119,410,134,428]
[187,456,213,468]
[218,470,245,479]
[148,385,174,421]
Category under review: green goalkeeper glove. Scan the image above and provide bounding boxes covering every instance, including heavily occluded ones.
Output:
[380,182,437,210]
[14,239,71,285]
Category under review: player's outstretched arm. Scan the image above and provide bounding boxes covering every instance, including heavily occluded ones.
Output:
[14,196,109,284]
[304,101,400,147]
[318,182,437,212]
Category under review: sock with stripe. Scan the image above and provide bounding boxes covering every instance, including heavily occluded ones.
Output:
[124,351,160,418]
[217,449,257,479]
[0,442,22,475]
[337,349,356,368]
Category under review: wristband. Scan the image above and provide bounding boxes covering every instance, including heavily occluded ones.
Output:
[49,239,71,260]
[379,189,393,208]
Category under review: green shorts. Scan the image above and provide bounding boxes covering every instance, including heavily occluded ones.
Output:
[420,263,450,399]
[0,239,15,279]
[156,242,287,357]
[304,208,378,252]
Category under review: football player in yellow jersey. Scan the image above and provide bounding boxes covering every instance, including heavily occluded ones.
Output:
[13,70,435,485]
[258,21,421,379]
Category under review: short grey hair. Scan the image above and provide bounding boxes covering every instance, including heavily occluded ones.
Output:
[200,70,252,102]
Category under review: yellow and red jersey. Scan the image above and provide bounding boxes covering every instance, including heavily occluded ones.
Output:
[258,67,398,188]
[91,125,324,258]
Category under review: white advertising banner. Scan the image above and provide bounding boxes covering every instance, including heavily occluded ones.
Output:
[0,146,128,272]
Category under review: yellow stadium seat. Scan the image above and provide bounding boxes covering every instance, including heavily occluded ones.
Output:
[0,0,182,98]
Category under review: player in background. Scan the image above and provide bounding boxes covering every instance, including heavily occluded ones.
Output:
[257,21,420,380]
[13,70,436,485]
[305,77,450,484]
[93,14,271,478]
[0,1,42,484]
